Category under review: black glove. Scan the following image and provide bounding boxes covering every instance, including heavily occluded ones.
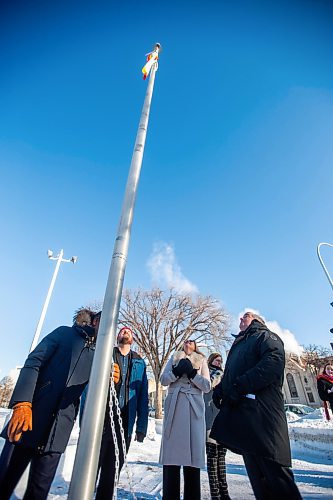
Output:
[212,389,222,409]
[181,358,195,376]
[135,431,145,443]
[172,358,193,378]
[187,368,198,379]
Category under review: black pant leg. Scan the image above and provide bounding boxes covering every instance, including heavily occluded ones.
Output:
[0,441,15,483]
[217,444,230,498]
[23,452,61,500]
[243,453,302,500]
[243,453,271,500]
[183,466,201,500]
[117,417,131,473]
[259,456,302,500]
[96,411,131,500]
[206,442,220,499]
[0,443,33,500]
[95,436,117,500]
[163,465,181,500]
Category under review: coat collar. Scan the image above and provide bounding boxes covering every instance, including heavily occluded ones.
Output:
[173,350,205,369]
[233,319,267,345]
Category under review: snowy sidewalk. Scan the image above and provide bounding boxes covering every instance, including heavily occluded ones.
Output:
[45,432,333,499]
[1,412,332,499]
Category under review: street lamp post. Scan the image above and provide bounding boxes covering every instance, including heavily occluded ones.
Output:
[29,249,78,353]
[317,242,333,307]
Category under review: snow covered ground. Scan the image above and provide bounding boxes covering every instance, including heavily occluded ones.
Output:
[1,409,332,499]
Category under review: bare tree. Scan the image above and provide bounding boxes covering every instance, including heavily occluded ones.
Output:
[301,344,332,376]
[119,288,230,418]
[0,376,14,408]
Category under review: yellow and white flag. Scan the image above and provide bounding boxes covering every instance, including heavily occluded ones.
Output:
[142,49,159,80]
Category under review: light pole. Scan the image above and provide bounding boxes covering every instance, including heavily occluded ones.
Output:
[317,242,333,307]
[29,249,78,353]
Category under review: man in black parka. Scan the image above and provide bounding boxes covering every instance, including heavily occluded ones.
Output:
[0,307,99,500]
[210,311,301,500]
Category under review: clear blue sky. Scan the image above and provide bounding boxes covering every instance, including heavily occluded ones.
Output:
[1,0,332,376]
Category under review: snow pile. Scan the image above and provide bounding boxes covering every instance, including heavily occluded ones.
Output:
[286,408,328,423]
[286,410,300,422]
[288,409,333,460]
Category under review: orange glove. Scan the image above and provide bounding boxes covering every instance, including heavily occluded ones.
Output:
[8,402,32,443]
[112,363,120,384]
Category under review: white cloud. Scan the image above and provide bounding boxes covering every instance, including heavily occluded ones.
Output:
[265,320,304,356]
[8,367,21,385]
[147,242,198,294]
[238,308,303,356]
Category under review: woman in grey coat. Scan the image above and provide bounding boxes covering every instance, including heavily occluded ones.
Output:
[204,353,230,499]
[159,339,210,500]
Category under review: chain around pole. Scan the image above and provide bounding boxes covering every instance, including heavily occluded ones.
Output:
[109,369,136,499]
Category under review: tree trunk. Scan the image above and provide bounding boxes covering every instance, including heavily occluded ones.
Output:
[155,379,163,419]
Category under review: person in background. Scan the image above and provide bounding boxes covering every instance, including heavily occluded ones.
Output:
[317,363,333,420]
[211,311,301,500]
[0,307,98,500]
[204,353,230,499]
[159,339,211,500]
[80,326,149,500]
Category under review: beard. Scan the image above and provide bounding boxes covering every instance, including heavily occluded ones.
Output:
[118,334,133,345]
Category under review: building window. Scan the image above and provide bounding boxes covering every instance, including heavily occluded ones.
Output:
[286,373,299,398]
[306,390,315,403]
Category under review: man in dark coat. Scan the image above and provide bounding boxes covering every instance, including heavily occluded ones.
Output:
[0,307,99,500]
[210,311,301,500]
[80,326,149,499]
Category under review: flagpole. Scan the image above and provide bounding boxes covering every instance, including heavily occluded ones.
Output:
[68,43,161,500]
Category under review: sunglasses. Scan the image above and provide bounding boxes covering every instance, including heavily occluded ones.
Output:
[185,340,195,344]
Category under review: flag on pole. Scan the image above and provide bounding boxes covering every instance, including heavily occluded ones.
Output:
[142,46,159,80]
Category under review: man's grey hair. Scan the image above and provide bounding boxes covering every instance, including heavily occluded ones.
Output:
[246,311,266,326]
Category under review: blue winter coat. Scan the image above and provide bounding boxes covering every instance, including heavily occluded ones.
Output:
[1,325,95,453]
[80,348,149,438]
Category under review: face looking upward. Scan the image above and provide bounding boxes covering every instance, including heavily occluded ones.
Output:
[184,339,195,355]
[118,328,133,345]
[239,312,255,332]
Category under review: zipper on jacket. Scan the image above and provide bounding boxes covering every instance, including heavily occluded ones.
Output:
[38,380,51,391]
